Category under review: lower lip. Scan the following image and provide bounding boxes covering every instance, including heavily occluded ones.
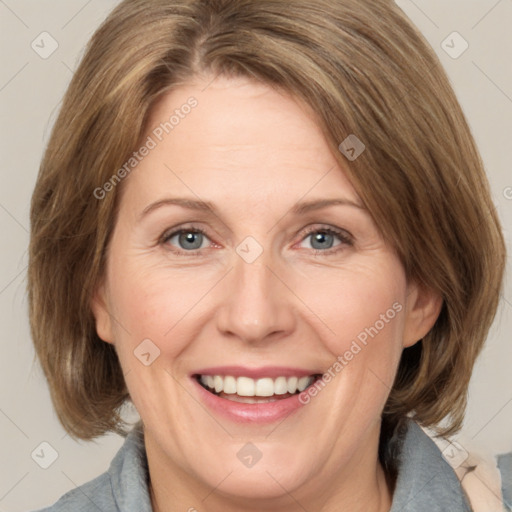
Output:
[192,377,308,424]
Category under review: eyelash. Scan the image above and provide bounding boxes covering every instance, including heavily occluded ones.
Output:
[159,224,353,257]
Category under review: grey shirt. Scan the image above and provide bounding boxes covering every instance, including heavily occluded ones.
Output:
[34,419,492,511]
[499,452,512,511]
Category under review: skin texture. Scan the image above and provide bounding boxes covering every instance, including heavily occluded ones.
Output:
[92,75,442,512]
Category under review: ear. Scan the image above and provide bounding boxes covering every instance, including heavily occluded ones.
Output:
[402,280,443,348]
[90,281,115,344]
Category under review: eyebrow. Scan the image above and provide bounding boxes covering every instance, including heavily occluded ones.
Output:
[139,196,365,220]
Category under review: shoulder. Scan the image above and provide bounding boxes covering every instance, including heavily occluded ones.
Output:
[31,472,115,512]
[30,423,152,512]
[497,452,512,511]
[389,419,472,512]
[419,423,510,512]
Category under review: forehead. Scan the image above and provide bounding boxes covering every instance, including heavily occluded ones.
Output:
[123,75,361,214]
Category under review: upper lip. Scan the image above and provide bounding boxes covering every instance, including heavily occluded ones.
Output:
[192,366,321,379]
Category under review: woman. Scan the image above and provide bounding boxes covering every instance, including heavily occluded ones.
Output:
[28,0,509,510]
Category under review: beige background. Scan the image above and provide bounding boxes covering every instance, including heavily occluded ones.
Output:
[0,1,511,510]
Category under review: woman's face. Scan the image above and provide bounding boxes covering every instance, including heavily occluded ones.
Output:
[93,75,438,507]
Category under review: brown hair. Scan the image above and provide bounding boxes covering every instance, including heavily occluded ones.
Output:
[29,0,506,449]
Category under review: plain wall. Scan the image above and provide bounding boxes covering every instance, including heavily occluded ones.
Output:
[0,1,510,510]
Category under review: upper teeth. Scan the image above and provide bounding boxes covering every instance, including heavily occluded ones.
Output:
[199,375,315,397]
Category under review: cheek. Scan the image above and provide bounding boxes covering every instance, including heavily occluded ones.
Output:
[323,269,407,412]
[293,256,408,416]
[295,257,407,357]
[106,260,218,359]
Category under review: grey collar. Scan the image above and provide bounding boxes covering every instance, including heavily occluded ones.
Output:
[389,420,471,511]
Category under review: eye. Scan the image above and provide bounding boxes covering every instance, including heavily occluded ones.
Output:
[159,224,353,256]
[298,226,353,254]
[160,226,211,254]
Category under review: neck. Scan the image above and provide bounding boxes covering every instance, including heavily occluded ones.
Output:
[150,467,392,512]
[147,423,393,512]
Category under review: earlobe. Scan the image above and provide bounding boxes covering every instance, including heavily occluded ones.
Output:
[90,283,115,344]
[402,280,443,348]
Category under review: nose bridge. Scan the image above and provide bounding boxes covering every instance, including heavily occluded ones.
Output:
[215,245,295,343]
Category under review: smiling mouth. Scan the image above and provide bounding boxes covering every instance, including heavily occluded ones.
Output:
[195,374,322,404]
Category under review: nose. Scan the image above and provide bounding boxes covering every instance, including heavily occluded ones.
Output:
[215,251,296,345]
